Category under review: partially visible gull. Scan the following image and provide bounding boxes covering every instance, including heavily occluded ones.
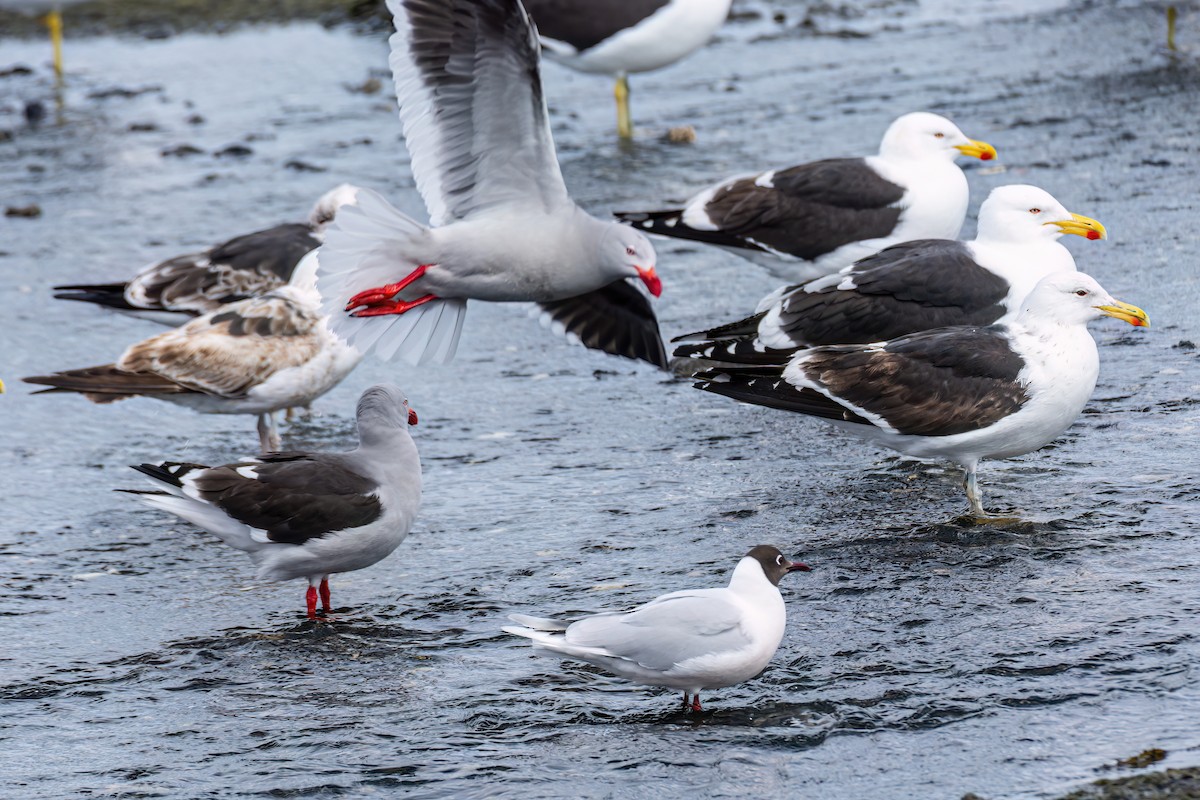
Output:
[316,0,666,368]
[674,185,1107,364]
[54,184,360,326]
[523,0,732,138]
[505,545,810,711]
[0,0,91,82]
[25,251,363,452]
[693,273,1149,518]
[616,112,997,283]
[123,384,421,620]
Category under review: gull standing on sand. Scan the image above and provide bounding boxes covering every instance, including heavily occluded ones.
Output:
[123,385,421,619]
[616,112,997,283]
[693,273,1149,518]
[315,0,667,368]
[505,545,810,711]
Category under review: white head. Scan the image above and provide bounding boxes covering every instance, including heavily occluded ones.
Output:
[1018,272,1149,328]
[976,185,1107,244]
[308,184,361,231]
[878,112,997,163]
[605,224,662,297]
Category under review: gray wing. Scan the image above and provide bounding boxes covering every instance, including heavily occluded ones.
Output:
[567,590,751,672]
[387,0,569,226]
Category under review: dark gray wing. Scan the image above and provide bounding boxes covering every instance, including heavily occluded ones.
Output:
[164,454,382,544]
[674,240,1010,363]
[523,0,670,51]
[114,223,318,315]
[538,279,668,368]
[696,326,1029,436]
[618,158,905,260]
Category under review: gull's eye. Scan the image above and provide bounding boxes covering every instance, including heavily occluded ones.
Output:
[933,132,945,138]
[1029,208,1042,214]
[1074,289,1089,297]
[625,246,636,257]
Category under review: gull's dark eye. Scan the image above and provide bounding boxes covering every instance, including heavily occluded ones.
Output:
[933,132,945,138]
[625,246,636,257]
[1075,289,1089,297]
[1029,208,1042,214]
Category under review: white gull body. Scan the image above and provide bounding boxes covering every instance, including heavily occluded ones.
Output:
[316,0,666,367]
[505,545,810,711]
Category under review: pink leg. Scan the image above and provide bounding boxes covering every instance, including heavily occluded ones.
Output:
[319,578,331,613]
[305,586,318,619]
[345,264,433,312]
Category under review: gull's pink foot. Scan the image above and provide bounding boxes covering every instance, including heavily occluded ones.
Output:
[351,294,438,318]
[345,264,432,312]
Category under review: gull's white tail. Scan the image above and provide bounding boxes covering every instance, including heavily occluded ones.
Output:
[315,187,467,366]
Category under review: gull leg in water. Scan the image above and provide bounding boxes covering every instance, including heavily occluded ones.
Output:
[319,577,332,613]
[345,264,440,317]
[615,73,632,139]
[305,581,319,619]
[257,412,281,453]
[964,462,985,518]
[45,9,65,83]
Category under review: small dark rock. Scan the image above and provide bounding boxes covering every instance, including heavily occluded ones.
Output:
[214,144,253,158]
[0,129,13,143]
[0,64,34,78]
[344,76,383,94]
[128,122,159,132]
[23,101,46,127]
[284,160,327,172]
[88,85,163,100]
[1173,340,1195,350]
[5,204,42,218]
[161,144,204,158]
[186,114,205,125]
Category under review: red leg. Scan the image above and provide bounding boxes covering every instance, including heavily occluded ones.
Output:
[682,692,691,709]
[345,264,432,312]
[305,586,318,619]
[319,578,331,613]
[350,293,438,318]
[691,694,702,713]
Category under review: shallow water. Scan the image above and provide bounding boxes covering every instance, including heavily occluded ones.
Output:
[3,2,1200,798]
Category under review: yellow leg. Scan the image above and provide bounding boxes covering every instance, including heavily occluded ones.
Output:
[1167,6,1178,51]
[45,9,65,83]
[615,74,632,139]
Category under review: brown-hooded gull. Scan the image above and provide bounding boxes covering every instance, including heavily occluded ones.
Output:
[522,0,732,138]
[315,0,667,369]
[54,184,360,326]
[615,112,997,283]
[693,273,1149,518]
[505,545,810,711]
[122,384,421,619]
[24,251,362,452]
[674,185,1107,364]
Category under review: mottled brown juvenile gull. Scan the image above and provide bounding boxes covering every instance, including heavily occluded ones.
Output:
[616,112,997,283]
[675,185,1107,364]
[505,545,810,711]
[693,273,1149,518]
[315,0,666,368]
[123,385,421,619]
[523,0,732,138]
[54,184,360,326]
[25,252,362,452]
